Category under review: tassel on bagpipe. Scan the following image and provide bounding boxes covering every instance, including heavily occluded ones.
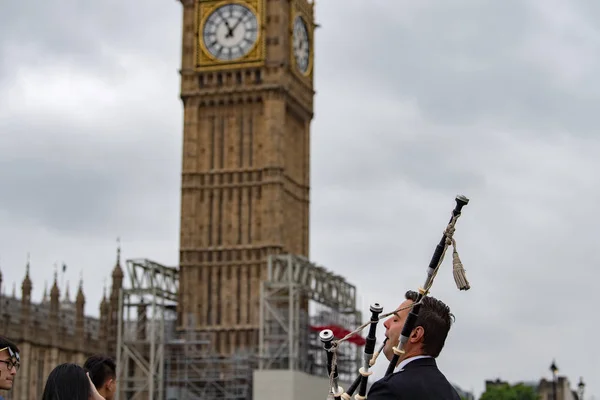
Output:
[384,194,469,376]
[320,194,471,398]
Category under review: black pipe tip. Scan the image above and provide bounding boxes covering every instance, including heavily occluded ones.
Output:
[370,303,384,313]
[455,195,469,206]
[319,329,334,343]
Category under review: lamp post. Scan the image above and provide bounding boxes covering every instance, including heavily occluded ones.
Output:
[578,377,585,400]
[549,360,558,400]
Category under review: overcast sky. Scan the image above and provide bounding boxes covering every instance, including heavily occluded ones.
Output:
[1,0,598,398]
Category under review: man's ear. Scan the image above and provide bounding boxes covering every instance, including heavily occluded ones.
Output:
[409,326,425,343]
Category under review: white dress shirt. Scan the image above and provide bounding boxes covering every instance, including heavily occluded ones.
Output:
[394,355,433,373]
[366,355,434,393]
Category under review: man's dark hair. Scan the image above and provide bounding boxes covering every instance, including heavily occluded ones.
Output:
[405,290,455,358]
[0,336,20,355]
[83,355,116,388]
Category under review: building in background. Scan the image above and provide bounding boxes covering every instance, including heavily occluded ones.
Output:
[0,248,123,400]
[176,0,315,354]
[485,376,581,400]
[114,0,364,398]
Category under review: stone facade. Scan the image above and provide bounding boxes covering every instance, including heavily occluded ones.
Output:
[537,377,579,400]
[0,249,123,400]
[177,0,316,355]
[485,377,580,400]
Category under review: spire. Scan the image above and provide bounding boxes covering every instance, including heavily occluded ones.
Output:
[11,282,15,298]
[63,281,71,303]
[76,271,85,304]
[101,279,108,304]
[100,277,109,316]
[42,280,48,303]
[117,236,121,265]
[22,254,32,299]
[112,237,124,280]
[75,271,85,347]
[49,264,60,324]
[50,264,60,300]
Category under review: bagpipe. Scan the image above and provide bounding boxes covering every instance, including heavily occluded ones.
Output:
[320,195,471,399]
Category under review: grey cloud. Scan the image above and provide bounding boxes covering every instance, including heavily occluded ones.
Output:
[0,154,119,231]
[0,110,181,239]
[2,0,600,398]
[0,0,180,56]
[312,98,488,194]
[316,0,600,135]
[0,0,182,86]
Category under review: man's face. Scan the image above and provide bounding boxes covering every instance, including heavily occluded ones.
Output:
[101,377,117,400]
[0,349,18,390]
[382,299,413,361]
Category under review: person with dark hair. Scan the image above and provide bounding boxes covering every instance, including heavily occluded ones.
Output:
[84,355,117,400]
[367,290,461,399]
[0,336,20,398]
[42,363,105,400]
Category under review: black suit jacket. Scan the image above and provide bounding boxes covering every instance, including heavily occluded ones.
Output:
[367,357,461,400]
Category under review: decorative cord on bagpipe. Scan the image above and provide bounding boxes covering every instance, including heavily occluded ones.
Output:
[320,195,471,400]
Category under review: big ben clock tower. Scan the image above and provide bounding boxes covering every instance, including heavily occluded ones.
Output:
[177,0,316,355]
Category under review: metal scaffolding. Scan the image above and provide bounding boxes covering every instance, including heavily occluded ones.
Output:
[115,258,179,400]
[115,254,361,400]
[115,259,255,400]
[259,254,363,383]
[164,326,255,400]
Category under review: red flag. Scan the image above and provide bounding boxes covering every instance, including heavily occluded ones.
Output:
[310,325,366,346]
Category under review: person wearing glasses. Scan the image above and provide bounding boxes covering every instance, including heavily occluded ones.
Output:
[0,336,20,399]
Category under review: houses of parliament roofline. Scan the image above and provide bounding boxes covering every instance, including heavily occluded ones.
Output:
[0,246,123,362]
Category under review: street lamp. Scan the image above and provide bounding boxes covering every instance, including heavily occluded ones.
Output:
[578,377,585,400]
[549,360,558,400]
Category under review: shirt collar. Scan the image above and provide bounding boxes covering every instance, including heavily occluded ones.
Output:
[394,355,432,372]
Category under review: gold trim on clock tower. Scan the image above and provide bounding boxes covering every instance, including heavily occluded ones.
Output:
[290,2,315,80]
[194,0,266,71]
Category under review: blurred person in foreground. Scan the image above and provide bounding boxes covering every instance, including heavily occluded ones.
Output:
[42,362,105,400]
[367,290,461,400]
[0,336,20,400]
[84,354,117,400]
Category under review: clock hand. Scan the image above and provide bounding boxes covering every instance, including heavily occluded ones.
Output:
[217,9,234,36]
[228,16,245,35]
[225,19,240,38]
[224,20,234,37]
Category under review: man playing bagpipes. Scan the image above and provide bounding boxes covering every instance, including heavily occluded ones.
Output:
[367,290,460,399]
[320,195,471,400]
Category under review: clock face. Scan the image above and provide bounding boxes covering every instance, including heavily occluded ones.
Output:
[202,3,259,61]
[292,16,310,74]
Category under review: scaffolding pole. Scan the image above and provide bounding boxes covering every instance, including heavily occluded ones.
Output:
[259,254,362,382]
[115,258,179,400]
